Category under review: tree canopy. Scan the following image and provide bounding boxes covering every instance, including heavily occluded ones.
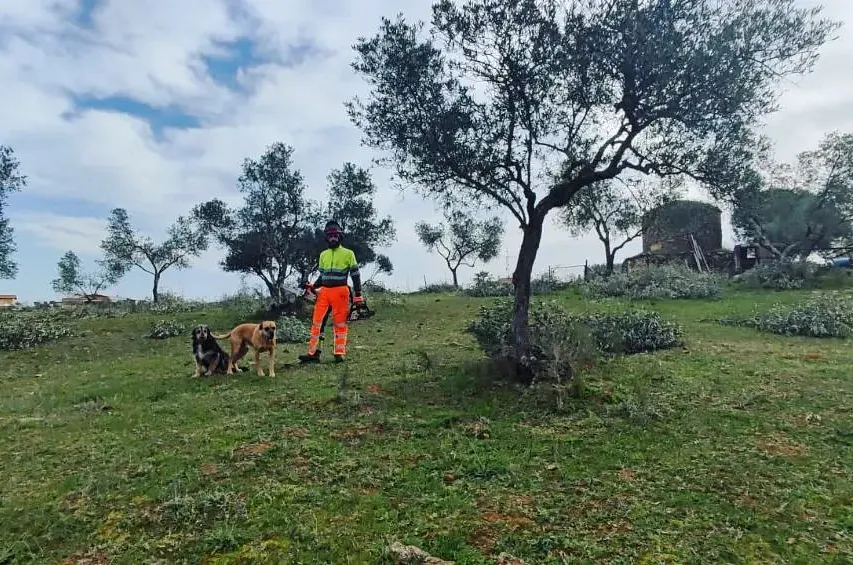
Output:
[101,208,208,302]
[732,131,853,260]
[415,210,504,287]
[52,251,123,301]
[0,145,26,279]
[347,0,838,373]
[193,142,322,302]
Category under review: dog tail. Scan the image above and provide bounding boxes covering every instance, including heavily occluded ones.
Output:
[212,332,231,340]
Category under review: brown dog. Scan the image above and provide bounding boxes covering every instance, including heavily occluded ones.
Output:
[213,321,277,377]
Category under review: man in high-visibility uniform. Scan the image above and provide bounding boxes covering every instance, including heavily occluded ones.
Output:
[299,220,365,363]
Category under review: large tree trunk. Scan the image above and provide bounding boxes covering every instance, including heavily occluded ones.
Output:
[604,240,614,275]
[511,215,545,384]
[152,272,161,303]
[265,280,283,304]
[450,267,459,288]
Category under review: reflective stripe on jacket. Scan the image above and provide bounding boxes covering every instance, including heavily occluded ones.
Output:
[316,246,359,288]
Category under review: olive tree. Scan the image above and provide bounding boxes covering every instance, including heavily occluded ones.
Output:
[347,0,838,378]
[0,146,26,279]
[415,210,503,287]
[732,131,853,260]
[52,251,123,301]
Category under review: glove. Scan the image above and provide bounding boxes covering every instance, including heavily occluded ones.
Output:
[353,295,367,309]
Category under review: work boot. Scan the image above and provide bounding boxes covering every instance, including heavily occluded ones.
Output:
[334,354,346,363]
[298,350,321,364]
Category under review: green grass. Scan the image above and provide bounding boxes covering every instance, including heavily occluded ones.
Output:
[1,289,852,564]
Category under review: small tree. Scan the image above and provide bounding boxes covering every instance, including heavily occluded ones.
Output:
[732,132,853,260]
[51,251,123,301]
[347,0,837,376]
[193,142,322,302]
[367,254,394,283]
[415,210,504,287]
[561,177,681,273]
[0,146,26,279]
[101,208,208,302]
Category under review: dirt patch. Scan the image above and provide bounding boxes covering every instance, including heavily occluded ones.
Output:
[595,519,632,536]
[617,468,636,482]
[468,526,497,553]
[757,435,808,457]
[62,549,109,565]
[199,463,220,477]
[366,383,382,394]
[480,510,534,530]
[330,423,385,443]
[737,493,759,508]
[782,412,824,428]
[289,456,311,477]
[233,440,273,459]
[461,417,490,439]
[280,427,310,438]
[804,352,823,361]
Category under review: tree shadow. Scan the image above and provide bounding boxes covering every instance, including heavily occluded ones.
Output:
[377,350,541,415]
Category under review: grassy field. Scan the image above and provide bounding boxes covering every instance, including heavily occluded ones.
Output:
[1,288,852,564]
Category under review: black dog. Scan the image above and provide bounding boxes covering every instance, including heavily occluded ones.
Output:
[191,325,232,377]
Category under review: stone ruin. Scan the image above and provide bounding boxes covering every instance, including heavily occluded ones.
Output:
[623,199,735,273]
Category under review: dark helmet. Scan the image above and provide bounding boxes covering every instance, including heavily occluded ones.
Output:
[324,220,342,247]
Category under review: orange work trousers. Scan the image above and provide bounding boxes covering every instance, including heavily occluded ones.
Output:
[307,286,350,356]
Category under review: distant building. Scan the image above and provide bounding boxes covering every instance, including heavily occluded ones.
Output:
[0,294,17,308]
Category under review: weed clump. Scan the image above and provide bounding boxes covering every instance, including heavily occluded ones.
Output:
[275,315,310,343]
[584,264,722,300]
[0,312,74,350]
[720,292,853,338]
[148,319,185,339]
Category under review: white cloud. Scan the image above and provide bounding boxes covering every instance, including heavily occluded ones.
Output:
[11,212,107,255]
[1,0,852,302]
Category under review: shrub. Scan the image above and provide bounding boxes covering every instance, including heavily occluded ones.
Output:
[0,313,74,350]
[144,293,206,314]
[720,292,853,338]
[148,319,185,339]
[584,263,612,280]
[530,271,574,294]
[276,315,310,343]
[584,264,723,300]
[363,280,388,293]
[464,271,512,297]
[815,266,853,289]
[737,260,819,290]
[468,299,683,384]
[419,282,458,294]
[574,310,684,354]
[373,292,406,308]
[216,289,267,318]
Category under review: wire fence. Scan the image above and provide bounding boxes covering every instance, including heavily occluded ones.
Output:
[542,262,589,282]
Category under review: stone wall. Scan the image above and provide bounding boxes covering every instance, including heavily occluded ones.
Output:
[623,249,735,275]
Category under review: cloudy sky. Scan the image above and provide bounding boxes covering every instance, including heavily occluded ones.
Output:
[1,0,851,303]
